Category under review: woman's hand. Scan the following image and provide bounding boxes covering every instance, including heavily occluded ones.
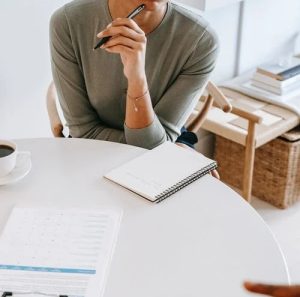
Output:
[97,18,147,82]
[175,142,220,179]
[244,282,300,297]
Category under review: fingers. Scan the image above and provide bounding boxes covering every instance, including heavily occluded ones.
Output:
[244,282,300,297]
[97,25,145,43]
[102,35,139,50]
[174,143,220,179]
[96,18,146,54]
[101,35,145,55]
[211,169,220,179]
[175,142,194,151]
[244,282,279,295]
[97,18,145,41]
[104,45,132,55]
[109,18,144,34]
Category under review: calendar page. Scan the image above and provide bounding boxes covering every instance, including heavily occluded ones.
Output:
[0,208,122,297]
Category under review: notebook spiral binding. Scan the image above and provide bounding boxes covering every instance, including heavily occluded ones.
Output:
[154,162,218,203]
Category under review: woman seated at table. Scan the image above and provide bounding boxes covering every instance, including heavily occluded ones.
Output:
[50,0,218,150]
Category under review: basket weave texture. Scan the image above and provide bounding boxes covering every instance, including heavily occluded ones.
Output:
[214,126,300,209]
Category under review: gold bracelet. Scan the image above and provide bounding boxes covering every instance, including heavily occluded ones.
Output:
[127,90,149,112]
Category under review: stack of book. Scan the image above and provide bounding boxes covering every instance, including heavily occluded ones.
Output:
[251,57,300,95]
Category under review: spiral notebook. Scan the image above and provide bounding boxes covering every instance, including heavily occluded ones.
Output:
[104,142,217,203]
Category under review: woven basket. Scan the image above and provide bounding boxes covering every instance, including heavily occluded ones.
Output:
[214,126,300,209]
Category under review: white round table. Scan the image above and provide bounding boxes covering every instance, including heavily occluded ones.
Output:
[0,138,289,297]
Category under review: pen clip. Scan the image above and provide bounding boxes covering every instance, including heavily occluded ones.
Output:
[126,4,146,19]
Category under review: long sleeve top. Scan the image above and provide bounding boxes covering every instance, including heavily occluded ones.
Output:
[50,0,219,149]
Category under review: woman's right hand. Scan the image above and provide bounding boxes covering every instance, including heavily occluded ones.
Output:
[96,18,147,84]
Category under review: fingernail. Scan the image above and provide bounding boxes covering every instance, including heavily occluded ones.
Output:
[97,33,102,37]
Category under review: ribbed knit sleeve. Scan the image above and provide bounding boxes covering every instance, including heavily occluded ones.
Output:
[124,28,219,149]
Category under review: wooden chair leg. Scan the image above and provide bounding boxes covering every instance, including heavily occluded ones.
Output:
[243,121,256,202]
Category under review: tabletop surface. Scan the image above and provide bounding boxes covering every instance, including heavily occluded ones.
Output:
[0,138,289,297]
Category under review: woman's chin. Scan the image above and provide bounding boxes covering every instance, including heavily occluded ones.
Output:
[143,1,166,11]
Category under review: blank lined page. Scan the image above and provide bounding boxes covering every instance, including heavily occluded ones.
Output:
[104,142,215,201]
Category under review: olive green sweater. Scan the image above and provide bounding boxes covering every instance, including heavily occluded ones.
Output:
[50,0,218,149]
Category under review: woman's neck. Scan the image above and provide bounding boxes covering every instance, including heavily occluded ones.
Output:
[108,0,168,34]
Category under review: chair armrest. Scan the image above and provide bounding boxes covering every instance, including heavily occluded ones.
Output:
[231,107,263,124]
[206,81,232,113]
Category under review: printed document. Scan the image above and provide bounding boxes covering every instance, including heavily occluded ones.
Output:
[0,208,122,297]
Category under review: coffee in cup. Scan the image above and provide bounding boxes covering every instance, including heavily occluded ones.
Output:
[0,140,18,177]
[0,145,15,158]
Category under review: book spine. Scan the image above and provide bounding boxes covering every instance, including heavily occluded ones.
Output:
[253,72,300,88]
[154,162,218,203]
[278,64,300,80]
[257,68,282,80]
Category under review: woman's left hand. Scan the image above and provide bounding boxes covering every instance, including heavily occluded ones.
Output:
[175,142,220,179]
[97,18,147,82]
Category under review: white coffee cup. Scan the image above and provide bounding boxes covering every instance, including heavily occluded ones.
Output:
[0,139,23,177]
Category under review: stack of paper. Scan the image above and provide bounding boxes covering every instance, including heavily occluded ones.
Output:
[0,208,122,297]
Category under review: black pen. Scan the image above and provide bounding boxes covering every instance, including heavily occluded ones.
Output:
[93,4,146,50]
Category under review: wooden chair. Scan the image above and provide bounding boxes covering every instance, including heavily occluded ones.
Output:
[197,87,300,202]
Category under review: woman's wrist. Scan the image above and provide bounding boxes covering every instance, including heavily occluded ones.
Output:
[127,74,148,98]
[127,89,149,100]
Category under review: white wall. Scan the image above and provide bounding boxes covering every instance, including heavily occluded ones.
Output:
[0,0,299,139]
[0,0,69,139]
[239,0,300,72]
[203,2,241,81]
[205,0,300,79]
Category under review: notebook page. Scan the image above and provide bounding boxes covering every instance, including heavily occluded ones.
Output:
[104,142,215,201]
[0,208,122,297]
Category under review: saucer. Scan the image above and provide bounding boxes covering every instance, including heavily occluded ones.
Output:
[0,152,32,186]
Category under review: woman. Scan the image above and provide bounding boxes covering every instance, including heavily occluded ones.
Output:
[50,0,218,149]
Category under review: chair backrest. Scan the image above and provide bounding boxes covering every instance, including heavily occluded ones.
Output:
[46,80,233,137]
[186,81,232,133]
[46,82,64,137]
